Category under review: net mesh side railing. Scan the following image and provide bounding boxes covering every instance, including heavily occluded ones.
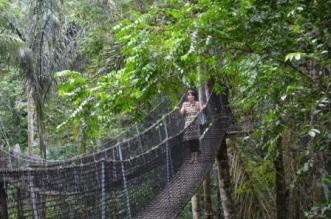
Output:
[1,96,178,166]
[0,93,221,219]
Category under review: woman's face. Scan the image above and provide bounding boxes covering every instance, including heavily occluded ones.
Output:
[187,93,195,102]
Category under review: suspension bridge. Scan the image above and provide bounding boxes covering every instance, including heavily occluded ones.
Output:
[0,92,232,219]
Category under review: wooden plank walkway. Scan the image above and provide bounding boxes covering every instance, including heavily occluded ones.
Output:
[136,122,225,219]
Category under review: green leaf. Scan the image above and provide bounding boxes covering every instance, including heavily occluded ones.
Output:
[308,128,320,138]
[285,52,306,62]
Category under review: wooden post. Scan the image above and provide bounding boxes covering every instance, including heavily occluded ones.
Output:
[118,144,132,219]
[0,144,9,219]
[28,171,39,219]
[135,124,144,153]
[0,179,8,219]
[16,189,25,219]
[12,145,25,219]
[101,160,106,219]
[135,125,147,164]
[163,119,171,183]
[162,118,173,208]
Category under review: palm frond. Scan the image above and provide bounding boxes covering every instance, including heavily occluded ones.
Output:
[227,138,276,219]
[0,29,25,57]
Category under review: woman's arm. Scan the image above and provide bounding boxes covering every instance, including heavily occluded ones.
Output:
[179,103,185,114]
[199,102,206,112]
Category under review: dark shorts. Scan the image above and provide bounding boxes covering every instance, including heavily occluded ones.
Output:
[185,139,200,153]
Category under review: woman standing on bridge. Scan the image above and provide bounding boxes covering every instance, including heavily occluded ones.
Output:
[179,90,206,164]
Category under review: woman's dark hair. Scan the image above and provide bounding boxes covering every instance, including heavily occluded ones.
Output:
[187,89,196,96]
[186,89,198,100]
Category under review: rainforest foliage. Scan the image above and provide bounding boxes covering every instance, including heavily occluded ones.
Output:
[0,0,330,218]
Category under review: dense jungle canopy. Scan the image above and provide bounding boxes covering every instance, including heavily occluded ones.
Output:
[0,0,330,218]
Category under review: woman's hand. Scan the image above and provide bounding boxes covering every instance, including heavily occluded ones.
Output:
[179,105,185,114]
[200,104,206,112]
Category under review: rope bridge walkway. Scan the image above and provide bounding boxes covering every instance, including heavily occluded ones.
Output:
[0,93,231,219]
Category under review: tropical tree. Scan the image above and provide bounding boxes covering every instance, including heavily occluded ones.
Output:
[1,0,330,218]
[65,0,329,218]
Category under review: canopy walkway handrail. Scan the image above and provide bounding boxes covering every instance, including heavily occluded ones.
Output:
[0,92,214,172]
[0,94,186,166]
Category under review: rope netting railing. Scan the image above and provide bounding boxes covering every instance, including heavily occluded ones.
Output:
[0,92,222,219]
[43,97,172,160]
[0,94,184,166]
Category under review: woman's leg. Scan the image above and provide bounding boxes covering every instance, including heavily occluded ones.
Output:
[189,140,200,163]
[195,152,199,163]
[190,152,194,163]
[189,140,195,163]
[194,140,200,163]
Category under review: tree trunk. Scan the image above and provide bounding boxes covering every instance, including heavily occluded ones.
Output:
[27,86,34,156]
[36,105,46,160]
[192,194,200,219]
[312,152,323,205]
[274,135,289,219]
[203,174,212,219]
[0,144,9,219]
[36,106,46,219]
[198,84,207,104]
[215,160,222,219]
[197,53,212,219]
[38,119,46,160]
[217,139,235,219]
